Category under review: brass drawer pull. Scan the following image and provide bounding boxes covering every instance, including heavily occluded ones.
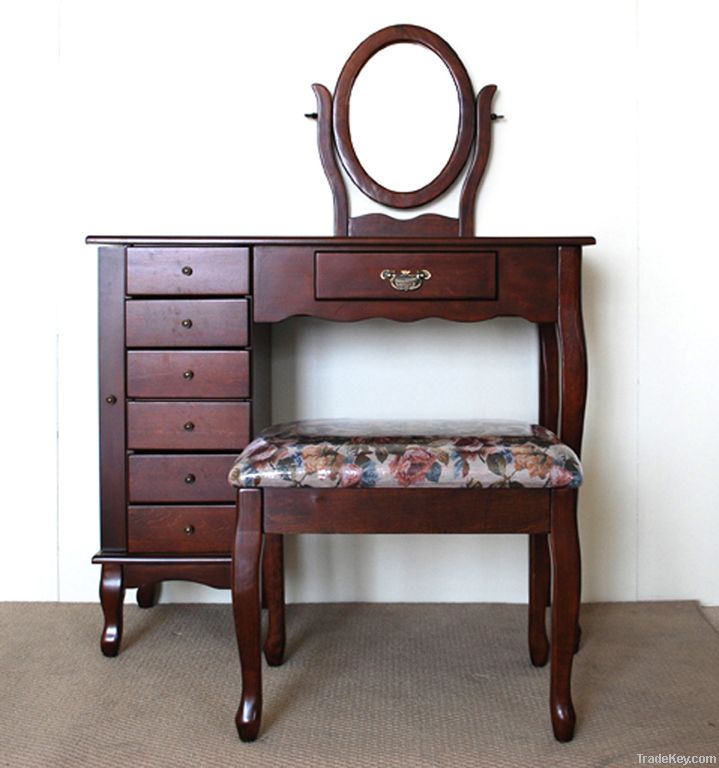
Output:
[183,421,195,432]
[181,265,193,276]
[181,318,193,329]
[184,473,196,484]
[380,268,432,292]
[184,524,195,535]
[182,370,194,380]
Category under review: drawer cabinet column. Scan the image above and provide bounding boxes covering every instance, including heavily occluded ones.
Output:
[94,244,262,657]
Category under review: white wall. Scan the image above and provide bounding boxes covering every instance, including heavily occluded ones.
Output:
[0,0,716,605]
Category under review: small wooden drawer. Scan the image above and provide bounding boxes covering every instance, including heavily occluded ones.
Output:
[127,351,250,398]
[128,454,236,503]
[127,247,249,295]
[128,505,235,554]
[125,299,249,347]
[315,250,497,300]
[127,401,250,450]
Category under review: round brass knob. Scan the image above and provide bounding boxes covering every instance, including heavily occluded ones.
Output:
[184,473,196,484]
[105,395,117,405]
[183,421,195,432]
[184,525,195,535]
[182,370,194,380]
[181,319,193,329]
[181,266,193,276]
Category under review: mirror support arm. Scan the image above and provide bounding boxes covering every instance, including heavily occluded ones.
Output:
[311,83,349,236]
[459,84,498,236]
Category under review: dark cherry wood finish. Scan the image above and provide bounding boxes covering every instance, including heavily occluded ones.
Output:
[311,23,497,234]
[253,243,569,323]
[232,488,263,742]
[91,232,591,734]
[529,322,562,664]
[128,454,237,503]
[549,488,582,742]
[89,23,592,746]
[127,247,249,295]
[229,232,590,742]
[98,247,127,553]
[332,24,476,209]
[263,488,550,534]
[225,24,590,744]
[558,246,588,455]
[311,83,349,235]
[99,563,124,657]
[126,299,249,348]
[314,250,496,300]
[126,401,250,450]
[347,212,458,238]
[93,241,273,656]
[458,84,499,236]
[127,350,250,398]
[528,532,551,666]
[261,533,285,667]
[136,582,160,608]
[128,505,236,554]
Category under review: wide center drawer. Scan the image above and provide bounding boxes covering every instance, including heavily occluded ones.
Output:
[315,250,497,300]
[128,505,235,554]
[127,351,250,398]
[127,247,249,295]
[127,401,250,450]
[126,299,248,348]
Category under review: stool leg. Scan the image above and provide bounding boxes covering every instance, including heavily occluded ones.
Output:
[528,533,550,667]
[263,533,286,666]
[549,488,581,742]
[99,564,125,657]
[232,488,263,742]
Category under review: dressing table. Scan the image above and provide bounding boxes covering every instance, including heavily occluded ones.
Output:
[89,24,593,743]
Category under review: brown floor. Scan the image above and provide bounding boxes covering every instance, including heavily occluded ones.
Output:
[1,601,717,767]
[702,605,719,632]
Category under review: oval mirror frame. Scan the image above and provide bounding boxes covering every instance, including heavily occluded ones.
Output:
[332,25,476,209]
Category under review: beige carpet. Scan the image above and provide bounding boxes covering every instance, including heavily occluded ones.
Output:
[0,602,717,767]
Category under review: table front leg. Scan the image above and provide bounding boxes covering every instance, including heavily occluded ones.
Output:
[232,488,263,742]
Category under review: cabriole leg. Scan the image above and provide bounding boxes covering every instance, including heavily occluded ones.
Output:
[99,563,125,657]
[549,489,581,742]
[232,488,263,742]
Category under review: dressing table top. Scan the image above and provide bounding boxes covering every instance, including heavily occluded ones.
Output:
[88,236,595,246]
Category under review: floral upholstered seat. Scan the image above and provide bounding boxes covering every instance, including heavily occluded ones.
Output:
[229,419,582,490]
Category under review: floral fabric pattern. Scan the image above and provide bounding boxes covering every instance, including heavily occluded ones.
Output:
[229,419,582,490]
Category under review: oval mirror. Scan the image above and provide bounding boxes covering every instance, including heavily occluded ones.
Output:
[348,43,461,194]
[332,25,475,209]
